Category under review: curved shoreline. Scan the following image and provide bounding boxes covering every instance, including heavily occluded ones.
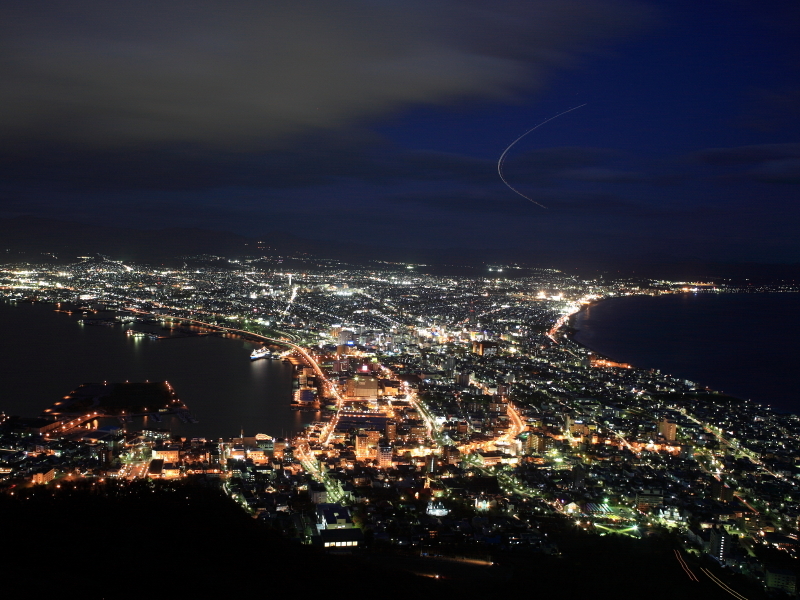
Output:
[564,293,705,374]
[0,300,300,438]
[566,293,692,364]
[561,292,800,410]
[565,295,622,362]
[564,293,705,380]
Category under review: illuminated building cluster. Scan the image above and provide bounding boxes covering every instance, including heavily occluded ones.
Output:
[1,253,799,592]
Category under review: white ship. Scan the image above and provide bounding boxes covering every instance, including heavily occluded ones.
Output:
[250,346,273,360]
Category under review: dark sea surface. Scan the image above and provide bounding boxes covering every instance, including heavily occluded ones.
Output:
[572,292,800,412]
[0,301,317,439]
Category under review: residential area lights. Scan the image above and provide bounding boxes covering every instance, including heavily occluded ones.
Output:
[1,256,799,595]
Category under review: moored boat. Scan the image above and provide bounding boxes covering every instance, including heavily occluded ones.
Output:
[250,346,272,360]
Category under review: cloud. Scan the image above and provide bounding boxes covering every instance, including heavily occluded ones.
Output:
[689,144,800,185]
[749,159,800,184]
[0,0,651,148]
[737,88,800,133]
[387,184,657,217]
[388,188,524,214]
[556,166,642,182]
[1,139,627,193]
[692,144,800,166]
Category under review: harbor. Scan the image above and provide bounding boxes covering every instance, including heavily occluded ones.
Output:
[0,301,312,439]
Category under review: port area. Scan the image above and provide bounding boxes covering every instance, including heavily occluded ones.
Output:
[40,381,188,435]
[58,302,222,340]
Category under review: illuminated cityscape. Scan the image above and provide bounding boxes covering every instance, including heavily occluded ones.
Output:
[1,255,799,596]
[2,1,799,596]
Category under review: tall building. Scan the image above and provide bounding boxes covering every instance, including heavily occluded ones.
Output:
[709,526,730,562]
[273,439,286,460]
[710,478,735,503]
[443,445,461,465]
[658,418,677,442]
[378,444,393,468]
[366,429,381,447]
[571,464,586,490]
[454,372,471,387]
[527,432,554,454]
[354,433,370,459]
[354,430,380,460]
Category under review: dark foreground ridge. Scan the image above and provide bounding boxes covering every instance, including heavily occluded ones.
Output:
[3,478,761,600]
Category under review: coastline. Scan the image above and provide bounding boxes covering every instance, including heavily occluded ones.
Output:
[564,292,709,376]
[563,292,800,411]
[565,295,618,361]
[0,300,301,438]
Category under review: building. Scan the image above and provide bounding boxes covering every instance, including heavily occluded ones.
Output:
[309,482,327,504]
[385,421,397,441]
[427,501,448,516]
[710,478,735,503]
[346,376,379,399]
[354,429,381,460]
[354,434,372,460]
[766,568,797,595]
[527,432,555,454]
[709,526,730,562]
[273,439,286,460]
[378,444,393,468]
[571,464,586,490]
[152,443,181,463]
[740,511,771,534]
[476,451,504,466]
[454,372,472,387]
[379,379,401,395]
[162,463,181,479]
[312,504,364,551]
[443,445,461,465]
[31,467,56,485]
[148,459,164,479]
[472,341,498,356]
[636,489,663,512]
[658,418,677,442]
[569,420,590,437]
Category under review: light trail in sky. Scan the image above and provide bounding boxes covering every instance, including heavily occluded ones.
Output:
[497,104,587,209]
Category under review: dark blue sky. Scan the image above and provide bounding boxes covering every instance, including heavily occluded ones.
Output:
[1,1,798,267]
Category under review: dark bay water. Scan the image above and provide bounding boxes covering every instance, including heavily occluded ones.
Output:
[573,292,800,411]
[0,301,317,439]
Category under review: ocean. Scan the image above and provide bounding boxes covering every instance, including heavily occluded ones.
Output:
[0,301,316,439]
[572,292,800,412]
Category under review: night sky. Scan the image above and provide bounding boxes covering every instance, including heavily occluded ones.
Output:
[2,1,799,267]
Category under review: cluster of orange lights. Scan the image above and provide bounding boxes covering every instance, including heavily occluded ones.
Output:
[590,357,632,369]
